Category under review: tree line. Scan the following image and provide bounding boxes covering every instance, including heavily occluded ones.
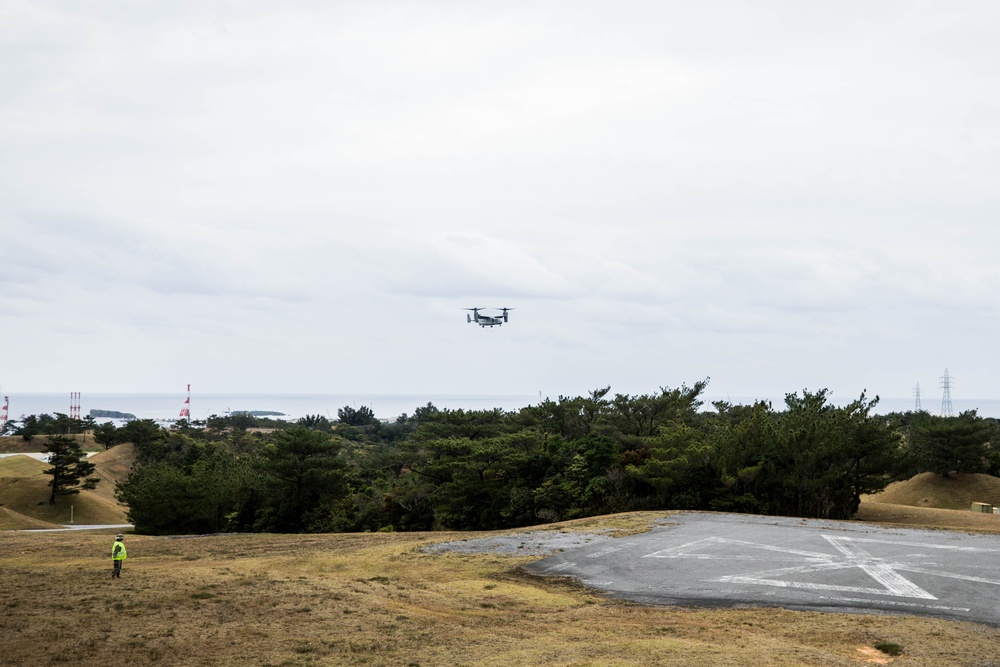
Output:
[15,383,1000,534]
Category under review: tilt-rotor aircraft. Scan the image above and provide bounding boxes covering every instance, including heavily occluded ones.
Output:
[464,307,514,328]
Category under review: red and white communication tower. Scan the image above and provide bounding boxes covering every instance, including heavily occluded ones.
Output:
[179,384,191,420]
[1,396,8,432]
[70,392,81,420]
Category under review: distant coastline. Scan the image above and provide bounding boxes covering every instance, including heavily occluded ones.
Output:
[4,393,543,424]
[5,392,1000,423]
[89,409,136,420]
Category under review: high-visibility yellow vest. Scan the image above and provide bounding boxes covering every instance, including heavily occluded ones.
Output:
[112,541,127,561]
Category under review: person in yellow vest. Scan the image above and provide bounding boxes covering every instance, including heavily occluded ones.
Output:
[111,534,127,578]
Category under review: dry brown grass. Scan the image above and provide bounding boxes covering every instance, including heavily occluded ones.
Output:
[866,472,1000,511]
[2,515,1000,667]
[4,453,1000,666]
[0,433,95,452]
[855,501,1000,533]
[0,454,49,477]
[0,506,55,530]
[86,443,138,505]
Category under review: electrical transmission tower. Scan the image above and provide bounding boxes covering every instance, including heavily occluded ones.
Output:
[940,368,954,417]
[914,383,922,412]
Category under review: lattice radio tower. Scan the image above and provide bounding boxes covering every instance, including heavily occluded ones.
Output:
[940,368,954,417]
[69,392,81,420]
[913,383,922,412]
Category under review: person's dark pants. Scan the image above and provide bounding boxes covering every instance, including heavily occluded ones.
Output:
[112,560,122,578]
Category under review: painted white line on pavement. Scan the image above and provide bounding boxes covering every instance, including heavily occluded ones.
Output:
[644,536,832,561]
[824,536,935,599]
[893,566,1000,587]
[836,536,1000,553]
[544,562,578,573]
[819,596,971,612]
[640,532,1000,602]
[586,542,636,558]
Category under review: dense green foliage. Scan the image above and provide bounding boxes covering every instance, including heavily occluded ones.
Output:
[908,410,999,476]
[98,382,1000,535]
[13,413,95,441]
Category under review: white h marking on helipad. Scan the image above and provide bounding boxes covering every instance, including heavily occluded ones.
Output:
[644,534,1000,600]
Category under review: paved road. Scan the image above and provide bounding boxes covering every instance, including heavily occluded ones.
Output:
[18,524,133,533]
[0,452,100,461]
[524,512,1000,625]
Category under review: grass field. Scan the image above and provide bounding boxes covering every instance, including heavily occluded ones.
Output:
[3,511,1000,667]
[4,444,1000,665]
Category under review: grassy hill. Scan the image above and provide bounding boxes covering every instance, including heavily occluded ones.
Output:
[0,506,59,530]
[87,442,137,505]
[0,454,48,477]
[855,472,1000,532]
[0,444,134,530]
[855,501,1000,532]
[866,472,1000,511]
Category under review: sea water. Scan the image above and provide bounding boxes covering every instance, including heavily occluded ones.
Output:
[4,392,1000,424]
[3,392,543,424]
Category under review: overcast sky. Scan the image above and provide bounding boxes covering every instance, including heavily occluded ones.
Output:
[2,0,998,404]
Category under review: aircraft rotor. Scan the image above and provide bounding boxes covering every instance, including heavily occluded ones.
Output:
[496,307,515,322]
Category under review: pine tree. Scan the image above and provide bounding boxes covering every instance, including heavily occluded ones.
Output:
[913,411,994,477]
[43,435,99,505]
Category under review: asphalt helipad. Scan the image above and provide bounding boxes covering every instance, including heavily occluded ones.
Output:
[523,512,1000,625]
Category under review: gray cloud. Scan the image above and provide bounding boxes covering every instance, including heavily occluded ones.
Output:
[1,1,997,400]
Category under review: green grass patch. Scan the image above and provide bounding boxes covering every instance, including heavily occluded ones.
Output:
[875,642,903,656]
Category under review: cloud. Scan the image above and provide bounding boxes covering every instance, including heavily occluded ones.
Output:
[2,1,999,399]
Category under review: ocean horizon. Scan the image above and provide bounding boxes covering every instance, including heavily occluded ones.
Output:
[3,392,543,424]
[4,392,1000,423]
